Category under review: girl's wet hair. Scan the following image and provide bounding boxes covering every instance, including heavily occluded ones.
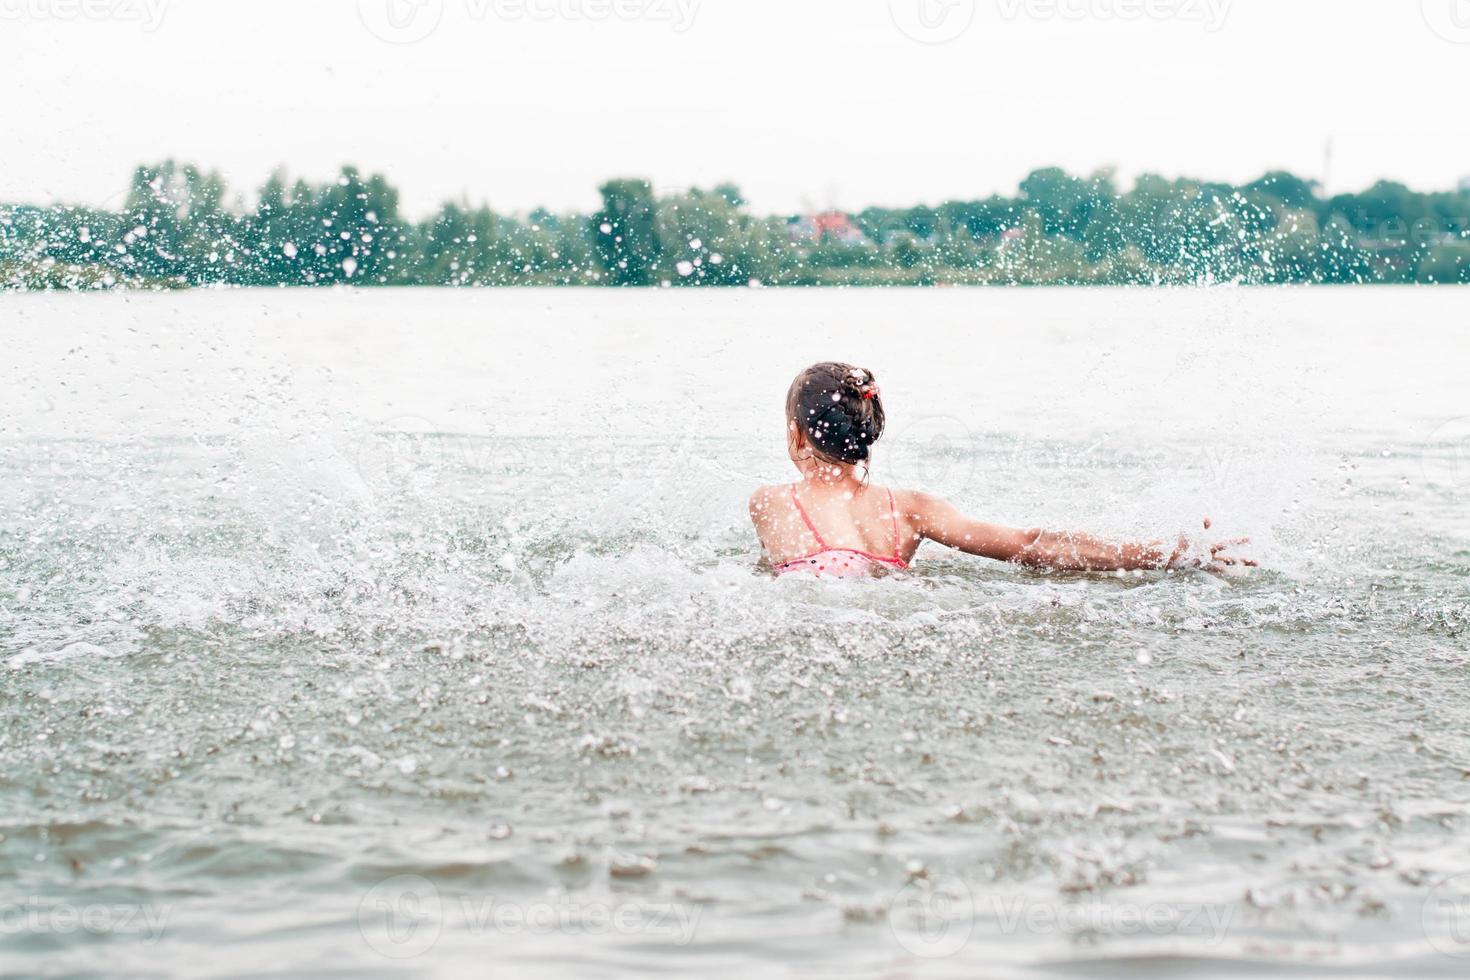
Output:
[786,362,886,466]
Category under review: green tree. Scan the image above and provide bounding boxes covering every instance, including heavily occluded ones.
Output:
[593,179,662,286]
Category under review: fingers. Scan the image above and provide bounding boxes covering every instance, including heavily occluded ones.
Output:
[1190,521,1259,573]
[1207,554,1259,570]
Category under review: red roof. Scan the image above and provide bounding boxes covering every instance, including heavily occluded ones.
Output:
[813,211,859,236]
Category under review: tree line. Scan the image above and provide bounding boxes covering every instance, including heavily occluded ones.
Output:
[2,162,1467,290]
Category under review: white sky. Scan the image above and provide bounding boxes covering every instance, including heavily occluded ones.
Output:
[2,0,1467,217]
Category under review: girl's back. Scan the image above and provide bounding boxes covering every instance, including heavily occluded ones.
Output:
[751,482,910,577]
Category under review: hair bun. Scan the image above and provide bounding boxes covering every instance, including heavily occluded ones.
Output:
[808,404,869,461]
[786,362,888,467]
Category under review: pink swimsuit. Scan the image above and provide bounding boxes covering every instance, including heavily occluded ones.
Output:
[774,486,910,578]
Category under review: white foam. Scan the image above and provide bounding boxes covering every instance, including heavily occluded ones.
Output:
[6,642,122,669]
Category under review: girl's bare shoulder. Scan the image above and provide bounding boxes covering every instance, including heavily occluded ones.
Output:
[881,486,937,513]
[748,484,788,519]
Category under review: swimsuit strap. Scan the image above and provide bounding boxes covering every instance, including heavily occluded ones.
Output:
[790,486,827,550]
[793,485,903,562]
[887,489,901,560]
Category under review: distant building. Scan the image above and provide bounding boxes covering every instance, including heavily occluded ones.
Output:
[788,211,868,246]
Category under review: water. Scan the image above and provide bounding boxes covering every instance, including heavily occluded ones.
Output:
[2,286,1468,978]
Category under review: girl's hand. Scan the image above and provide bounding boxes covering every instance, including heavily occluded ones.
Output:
[1171,518,1257,571]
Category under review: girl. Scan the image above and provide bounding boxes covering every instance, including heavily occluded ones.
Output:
[750,362,1254,578]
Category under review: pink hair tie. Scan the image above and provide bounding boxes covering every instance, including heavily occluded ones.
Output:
[863,386,881,401]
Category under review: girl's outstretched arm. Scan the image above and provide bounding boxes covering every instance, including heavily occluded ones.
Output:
[905,492,1254,573]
